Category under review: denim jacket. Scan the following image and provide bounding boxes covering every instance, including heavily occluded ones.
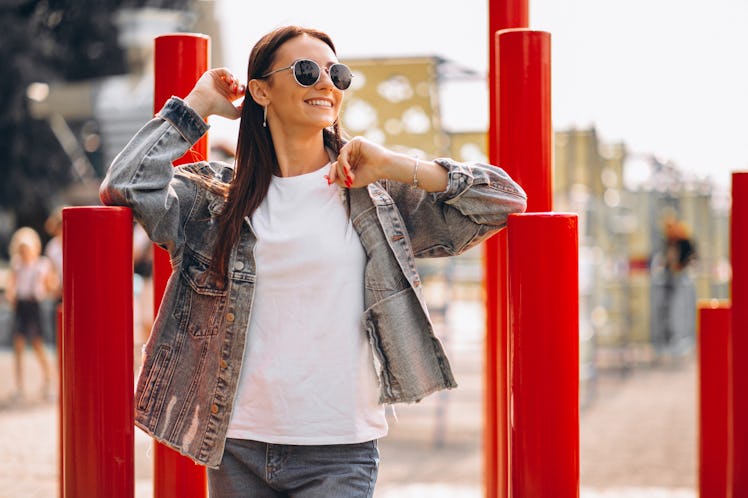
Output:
[99,97,527,468]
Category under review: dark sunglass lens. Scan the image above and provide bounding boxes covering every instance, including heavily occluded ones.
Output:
[330,64,352,90]
[294,59,320,86]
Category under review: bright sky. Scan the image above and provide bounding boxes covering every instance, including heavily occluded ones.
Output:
[213,0,748,188]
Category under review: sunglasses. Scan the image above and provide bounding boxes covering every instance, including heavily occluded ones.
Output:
[261,59,353,90]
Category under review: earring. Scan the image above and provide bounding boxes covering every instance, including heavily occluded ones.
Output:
[263,106,267,127]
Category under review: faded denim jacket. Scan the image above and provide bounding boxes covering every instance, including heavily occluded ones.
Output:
[99,96,527,468]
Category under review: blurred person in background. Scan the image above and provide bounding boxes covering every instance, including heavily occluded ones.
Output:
[5,226,56,400]
[43,208,64,344]
[44,208,63,302]
[650,216,697,360]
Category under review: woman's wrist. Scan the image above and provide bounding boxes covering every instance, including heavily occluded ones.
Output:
[183,93,211,119]
[382,153,448,193]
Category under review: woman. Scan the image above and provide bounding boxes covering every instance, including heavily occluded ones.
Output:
[5,226,55,400]
[100,25,526,497]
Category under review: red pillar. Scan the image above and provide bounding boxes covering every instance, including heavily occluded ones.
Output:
[57,303,63,498]
[507,213,579,497]
[61,206,134,497]
[488,0,529,161]
[730,172,748,496]
[496,29,553,212]
[699,302,730,498]
[485,26,553,498]
[485,4,529,496]
[153,33,210,498]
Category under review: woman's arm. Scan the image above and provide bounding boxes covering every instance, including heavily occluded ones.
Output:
[99,68,244,257]
[5,267,16,306]
[387,158,527,257]
[98,98,207,257]
[331,137,528,257]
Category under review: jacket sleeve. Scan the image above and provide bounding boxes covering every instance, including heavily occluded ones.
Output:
[384,158,527,258]
[99,97,209,259]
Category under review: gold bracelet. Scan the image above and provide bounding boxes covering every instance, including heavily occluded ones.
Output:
[411,157,420,189]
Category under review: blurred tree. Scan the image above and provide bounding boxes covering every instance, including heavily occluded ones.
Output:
[0,0,190,235]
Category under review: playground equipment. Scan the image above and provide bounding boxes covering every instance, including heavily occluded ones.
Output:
[698,302,730,498]
[151,33,210,498]
[507,213,579,497]
[485,1,563,495]
[61,206,134,497]
[729,172,748,495]
[695,172,748,496]
[484,4,529,497]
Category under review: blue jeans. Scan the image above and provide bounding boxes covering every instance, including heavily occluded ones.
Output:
[207,439,379,497]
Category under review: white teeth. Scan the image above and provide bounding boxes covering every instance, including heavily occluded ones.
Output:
[306,99,332,108]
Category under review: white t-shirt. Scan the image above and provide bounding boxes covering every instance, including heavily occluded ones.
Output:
[227,163,388,444]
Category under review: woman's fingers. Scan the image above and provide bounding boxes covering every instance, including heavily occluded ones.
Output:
[326,163,338,185]
[338,161,351,188]
[216,69,245,98]
[334,150,355,188]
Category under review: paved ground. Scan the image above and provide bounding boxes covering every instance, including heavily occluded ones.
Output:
[0,301,698,497]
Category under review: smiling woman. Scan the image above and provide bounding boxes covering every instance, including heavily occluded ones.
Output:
[99,24,527,498]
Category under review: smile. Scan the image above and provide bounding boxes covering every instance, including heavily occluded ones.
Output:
[305,99,333,108]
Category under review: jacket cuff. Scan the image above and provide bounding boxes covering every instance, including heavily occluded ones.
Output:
[156,96,210,145]
[433,157,474,201]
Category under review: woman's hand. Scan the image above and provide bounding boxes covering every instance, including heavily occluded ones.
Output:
[328,136,448,192]
[183,68,245,120]
[328,137,393,188]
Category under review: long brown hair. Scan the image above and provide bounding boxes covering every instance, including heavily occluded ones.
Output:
[205,26,344,276]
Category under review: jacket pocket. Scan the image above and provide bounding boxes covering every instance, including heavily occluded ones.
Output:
[173,247,228,337]
[137,344,172,413]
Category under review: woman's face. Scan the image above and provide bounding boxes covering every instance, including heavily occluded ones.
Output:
[18,242,36,263]
[263,34,344,132]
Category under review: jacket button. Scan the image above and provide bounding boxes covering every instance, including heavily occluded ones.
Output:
[220,359,228,369]
[234,261,245,270]
[211,404,219,414]
[225,312,235,322]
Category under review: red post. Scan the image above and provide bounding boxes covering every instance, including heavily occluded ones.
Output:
[699,302,730,498]
[57,303,63,498]
[485,4,529,496]
[730,172,748,496]
[152,33,210,498]
[487,0,529,166]
[61,206,134,497]
[507,213,579,497]
[497,29,553,212]
[484,25,553,498]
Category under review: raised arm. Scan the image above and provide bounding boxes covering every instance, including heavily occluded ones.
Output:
[99,68,244,257]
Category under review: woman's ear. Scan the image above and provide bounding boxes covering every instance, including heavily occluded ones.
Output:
[247,79,270,107]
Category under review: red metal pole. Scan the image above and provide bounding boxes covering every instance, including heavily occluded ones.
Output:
[57,303,63,498]
[699,302,730,498]
[61,206,134,498]
[483,231,509,498]
[497,29,553,213]
[507,213,579,497]
[488,0,529,165]
[730,172,748,496]
[485,27,553,498]
[153,33,210,498]
[485,2,529,493]
[485,3,531,497]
